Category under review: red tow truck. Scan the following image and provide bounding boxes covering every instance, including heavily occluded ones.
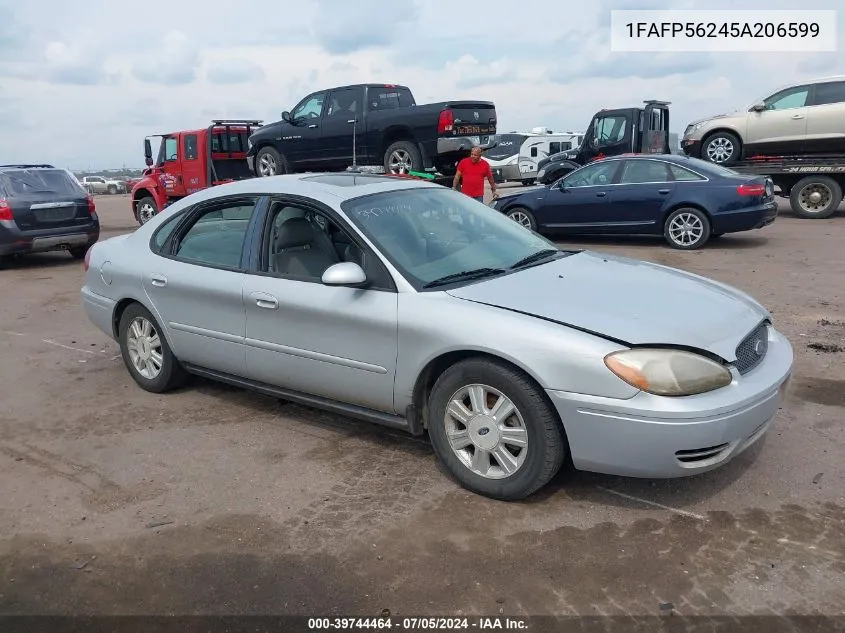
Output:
[130,119,263,225]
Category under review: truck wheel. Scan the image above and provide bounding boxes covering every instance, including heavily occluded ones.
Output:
[107,185,117,195]
[136,197,158,226]
[701,131,741,165]
[256,147,288,177]
[384,141,422,175]
[664,207,711,250]
[790,176,843,219]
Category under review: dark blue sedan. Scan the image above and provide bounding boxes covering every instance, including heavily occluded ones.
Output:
[490,154,777,249]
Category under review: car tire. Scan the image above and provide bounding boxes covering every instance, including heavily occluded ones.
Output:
[789,176,843,219]
[118,303,188,393]
[136,196,158,226]
[427,357,568,500]
[107,185,117,195]
[521,179,535,186]
[700,131,741,165]
[664,207,711,250]
[68,246,89,259]
[505,207,537,232]
[255,146,288,177]
[384,140,422,175]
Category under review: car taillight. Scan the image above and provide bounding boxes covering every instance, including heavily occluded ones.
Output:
[0,198,11,221]
[737,183,766,196]
[438,109,454,135]
[86,194,96,215]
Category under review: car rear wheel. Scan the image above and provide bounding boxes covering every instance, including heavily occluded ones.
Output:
[790,176,843,219]
[427,358,568,500]
[664,207,711,250]
[506,207,537,232]
[136,197,158,226]
[701,131,741,165]
[68,246,89,259]
[118,303,188,393]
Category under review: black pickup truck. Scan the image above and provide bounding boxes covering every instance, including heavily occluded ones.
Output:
[246,83,498,179]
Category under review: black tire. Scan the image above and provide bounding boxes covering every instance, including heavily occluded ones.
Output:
[118,303,188,393]
[107,185,117,195]
[789,176,843,219]
[505,206,537,232]
[136,196,158,226]
[68,246,89,259]
[521,179,535,186]
[255,146,289,177]
[664,207,711,250]
[384,140,422,175]
[427,357,568,500]
[700,131,741,165]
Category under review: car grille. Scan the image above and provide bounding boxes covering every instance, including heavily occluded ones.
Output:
[734,322,770,375]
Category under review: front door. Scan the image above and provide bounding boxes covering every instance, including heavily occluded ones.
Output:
[539,159,622,233]
[241,199,399,413]
[604,159,677,234]
[321,86,365,168]
[142,196,259,376]
[746,84,810,155]
[160,135,187,197]
[284,91,327,169]
[180,132,205,194]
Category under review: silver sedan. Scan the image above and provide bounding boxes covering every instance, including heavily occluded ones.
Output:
[80,173,793,500]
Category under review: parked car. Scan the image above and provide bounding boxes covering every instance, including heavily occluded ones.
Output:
[246,83,498,179]
[1,164,99,264]
[492,154,777,249]
[682,75,845,165]
[81,172,792,500]
[78,175,126,195]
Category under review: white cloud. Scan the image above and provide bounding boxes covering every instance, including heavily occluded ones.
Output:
[0,0,843,169]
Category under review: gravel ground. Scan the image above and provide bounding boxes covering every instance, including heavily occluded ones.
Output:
[0,190,843,620]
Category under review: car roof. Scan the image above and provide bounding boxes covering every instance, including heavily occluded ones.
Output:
[168,172,443,207]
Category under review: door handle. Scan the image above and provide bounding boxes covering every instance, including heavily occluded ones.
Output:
[308,124,318,128]
[347,119,356,124]
[596,191,607,197]
[150,274,167,287]
[250,292,278,309]
[791,114,804,119]
[658,188,671,194]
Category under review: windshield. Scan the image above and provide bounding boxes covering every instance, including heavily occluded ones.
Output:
[483,134,527,161]
[0,168,86,196]
[341,187,565,290]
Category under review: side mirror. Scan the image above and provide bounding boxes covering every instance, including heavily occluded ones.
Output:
[321,262,367,287]
[750,103,766,112]
[144,138,153,164]
[282,111,292,123]
[145,157,154,167]
[590,137,600,149]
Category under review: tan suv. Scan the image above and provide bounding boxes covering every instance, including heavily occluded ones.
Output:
[681,75,845,165]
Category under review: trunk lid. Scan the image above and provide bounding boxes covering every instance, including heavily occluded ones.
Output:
[445,251,769,362]
[442,102,497,137]
[1,169,91,230]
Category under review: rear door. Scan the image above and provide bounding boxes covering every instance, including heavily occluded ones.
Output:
[605,159,676,233]
[805,80,845,153]
[1,169,92,231]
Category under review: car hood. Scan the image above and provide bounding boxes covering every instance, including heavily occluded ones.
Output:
[445,251,769,361]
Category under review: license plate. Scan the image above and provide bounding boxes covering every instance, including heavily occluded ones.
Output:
[456,125,492,135]
[34,206,76,222]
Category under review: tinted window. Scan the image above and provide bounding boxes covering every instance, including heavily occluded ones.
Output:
[620,160,670,184]
[325,87,362,119]
[668,164,706,181]
[151,211,185,252]
[594,116,627,144]
[293,92,325,120]
[0,168,86,196]
[764,86,809,110]
[367,86,414,110]
[164,137,178,161]
[562,161,620,187]
[184,134,198,160]
[341,187,561,291]
[483,134,527,160]
[172,200,257,268]
[549,142,561,154]
[211,131,248,152]
[530,146,538,157]
[812,81,845,106]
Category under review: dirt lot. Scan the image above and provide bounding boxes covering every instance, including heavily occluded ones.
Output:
[1,191,843,620]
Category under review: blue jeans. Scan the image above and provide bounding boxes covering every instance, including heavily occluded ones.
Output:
[471,196,484,202]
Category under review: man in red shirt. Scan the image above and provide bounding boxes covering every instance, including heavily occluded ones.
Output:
[453,146,499,202]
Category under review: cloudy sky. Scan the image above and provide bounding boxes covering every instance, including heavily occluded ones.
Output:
[1,0,843,170]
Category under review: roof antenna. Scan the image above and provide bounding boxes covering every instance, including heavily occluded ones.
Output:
[348,117,359,172]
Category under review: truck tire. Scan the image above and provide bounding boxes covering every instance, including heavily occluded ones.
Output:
[136,197,158,226]
[384,141,422,175]
[700,131,741,165]
[107,185,118,195]
[789,176,843,219]
[255,146,288,177]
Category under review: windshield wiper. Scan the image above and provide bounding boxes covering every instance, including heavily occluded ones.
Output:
[422,267,506,289]
[510,248,561,270]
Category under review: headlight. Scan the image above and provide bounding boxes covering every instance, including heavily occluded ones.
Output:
[604,348,732,396]
[537,168,546,178]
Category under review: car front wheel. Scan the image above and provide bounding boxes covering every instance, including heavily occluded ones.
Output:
[118,303,188,393]
[427,358,568,500]
[506,207,537,232]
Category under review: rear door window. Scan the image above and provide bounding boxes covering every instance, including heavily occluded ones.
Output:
[811,81,845,106]
[368,86,414,110]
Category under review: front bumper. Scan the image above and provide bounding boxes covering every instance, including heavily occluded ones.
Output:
[547,326,793,478]
[682,138,702,157]
[438,134,499,155]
